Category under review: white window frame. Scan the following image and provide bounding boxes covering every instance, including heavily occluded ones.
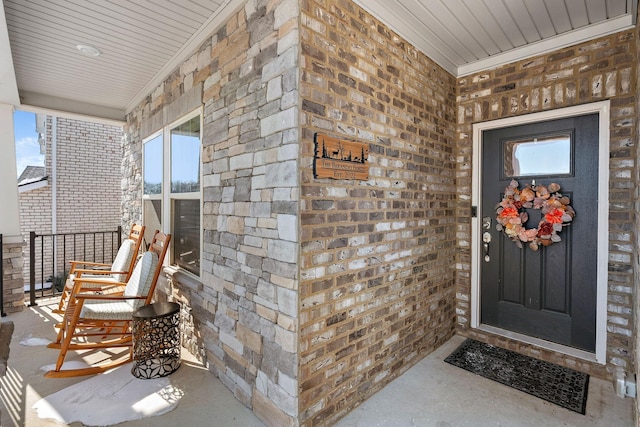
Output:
[142,107,203,277]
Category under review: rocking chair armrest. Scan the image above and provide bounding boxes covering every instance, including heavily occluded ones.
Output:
[72,277,127,287]
[75,293,146,301]
[69,260,111,269]
[74,269,128,276]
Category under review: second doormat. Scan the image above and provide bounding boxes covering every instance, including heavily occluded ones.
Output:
[444,338,589,414]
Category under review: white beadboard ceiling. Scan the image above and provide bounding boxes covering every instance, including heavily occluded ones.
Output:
[354,0,636,76]
[0,0,636,122]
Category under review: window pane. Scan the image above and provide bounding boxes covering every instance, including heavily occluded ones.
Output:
[171,116,200,193]
[143,135,163,195]
[173,199,200,276]
[143,199,162,244]
[504,133,571,177]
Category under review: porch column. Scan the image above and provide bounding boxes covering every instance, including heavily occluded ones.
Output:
[0,103,26,313]
[0,104,21,238]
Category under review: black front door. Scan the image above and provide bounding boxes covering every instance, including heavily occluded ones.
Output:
[480,114,599,352]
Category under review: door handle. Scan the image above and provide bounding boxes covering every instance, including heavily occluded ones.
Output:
[483,232,492,262]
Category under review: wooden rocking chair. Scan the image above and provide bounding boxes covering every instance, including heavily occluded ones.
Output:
[53,224,145,314]
[45,230,170,378]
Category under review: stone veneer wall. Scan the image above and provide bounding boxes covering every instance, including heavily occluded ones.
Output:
[1,242,25,313]
[456,31,637,379]
[298,1,457,425]
[123,1,300,425]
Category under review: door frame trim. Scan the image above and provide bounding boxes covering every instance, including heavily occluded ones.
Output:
[470,101,610,364]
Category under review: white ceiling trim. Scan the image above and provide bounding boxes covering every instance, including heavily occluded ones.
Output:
[458,13,636,77]
[124,0,245,114]
[354,0,636,78]
[19,97,125,127]
[0,0,19,105]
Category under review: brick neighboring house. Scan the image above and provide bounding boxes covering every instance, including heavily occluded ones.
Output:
[17,114,123,295]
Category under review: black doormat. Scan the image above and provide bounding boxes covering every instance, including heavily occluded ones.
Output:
[444,339,589,414]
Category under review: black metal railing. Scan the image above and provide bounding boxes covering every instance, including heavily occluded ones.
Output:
[28,227,122,306]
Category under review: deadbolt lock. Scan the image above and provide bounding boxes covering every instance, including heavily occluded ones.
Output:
[482,216,492,230]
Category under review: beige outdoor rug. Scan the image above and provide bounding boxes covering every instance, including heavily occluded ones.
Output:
[33,362,183,425]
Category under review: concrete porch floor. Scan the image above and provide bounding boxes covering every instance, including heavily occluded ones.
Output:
[0,298,633,427]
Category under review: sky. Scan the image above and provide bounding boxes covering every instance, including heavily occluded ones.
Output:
[14,110,199,183]
[13,110,44,178]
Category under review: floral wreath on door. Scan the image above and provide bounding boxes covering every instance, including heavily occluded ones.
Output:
[495,179,575,251]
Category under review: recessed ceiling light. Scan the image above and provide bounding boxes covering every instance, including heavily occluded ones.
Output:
[76,44,102,57]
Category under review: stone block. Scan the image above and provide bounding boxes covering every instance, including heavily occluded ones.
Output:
[267,239,297,263]
[226,217,245,234]
[262,46,298,83]
[257,279,276,301]
[248,9,275,47]
[252,389,295,427]
[260,107,297,137]
[219,32,250,68]
[266,375,297,416]
[274,0,298,29]
[266,76,283,102]
[265,160,297,187]
[276,286,297,317]
[237,323,262,353]
[278,29,298,56]
[230,153,254,171]
[219,330,244,356]
[256,370,269,395]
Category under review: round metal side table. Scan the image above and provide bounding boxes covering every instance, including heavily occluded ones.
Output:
[131,301,181,379]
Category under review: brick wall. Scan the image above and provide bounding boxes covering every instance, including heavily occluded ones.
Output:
[54,117,121,233]
[19,188,52,235]
[299,1,457,425]
[123,1,300,425]
[456,31,637,380]
[18,186,52,292]
[19,116,122,287]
